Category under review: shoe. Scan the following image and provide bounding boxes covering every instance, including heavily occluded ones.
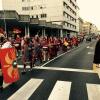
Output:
[33,64,36,67]
[21,69,26,74]
[29,68,33,71]
[0,87,3,93]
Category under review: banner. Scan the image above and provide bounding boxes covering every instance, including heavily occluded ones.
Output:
[0,48,20,83]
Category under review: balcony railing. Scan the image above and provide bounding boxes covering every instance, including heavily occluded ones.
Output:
[19,15,30,22]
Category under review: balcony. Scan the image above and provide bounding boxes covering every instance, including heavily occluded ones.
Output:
[0,10,19,20]
[39,20,46,26]
[19,15,30,22]
[30,18,39,25]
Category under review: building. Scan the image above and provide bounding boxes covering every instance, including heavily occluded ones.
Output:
[78,17,83,34]
[77,17,84,40]
[83,21,98,36]
[0,0,17,10]
[91,24,98,34]
[0,0,79,37]
[82,22,92,35]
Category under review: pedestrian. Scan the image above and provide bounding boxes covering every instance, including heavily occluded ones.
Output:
[34,35,42,64]
[0,62,3,92]
[22,36,33,73]
[0,35,12,92]
[15,35,21,57]
[93,38,100,68]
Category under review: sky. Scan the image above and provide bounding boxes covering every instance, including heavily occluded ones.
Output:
[77,0,100,29]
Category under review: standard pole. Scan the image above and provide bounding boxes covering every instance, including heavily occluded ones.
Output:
[3,10,7,37]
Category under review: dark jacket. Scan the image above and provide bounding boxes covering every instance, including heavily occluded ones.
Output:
[93,39,100,64]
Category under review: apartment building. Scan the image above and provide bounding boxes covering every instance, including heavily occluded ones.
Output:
[83,21,98,35]
[0,0,79,36]
[78,17,84,34]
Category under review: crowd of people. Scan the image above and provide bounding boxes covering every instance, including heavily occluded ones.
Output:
[0,34,83,92]
[12,35,82,72]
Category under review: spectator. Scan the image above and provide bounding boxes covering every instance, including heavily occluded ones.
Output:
[93,37,100,68]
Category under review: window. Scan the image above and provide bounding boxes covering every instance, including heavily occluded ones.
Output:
[63,2,66,7]
[36,15,38,18]
[41,14,47,18]
[31,6,33,10]
[32,16,34,18]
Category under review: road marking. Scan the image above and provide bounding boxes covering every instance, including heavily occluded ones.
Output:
[8,78,43,100]
[41,46,81,67]
[87,84,100,100]
[48,81,71,100]
[33,66,96,74]
[18,65,34,68]
[41,51,71,67]
[88,52,94,55]
[87,46,94,49]
[87,46,90,48]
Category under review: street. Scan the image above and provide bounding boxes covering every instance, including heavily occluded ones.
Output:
[0,41,100,100]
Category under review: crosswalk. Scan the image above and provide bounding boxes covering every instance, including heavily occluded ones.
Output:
[6,79,72,100]
[2,78,99,100]
[1,66,100,100]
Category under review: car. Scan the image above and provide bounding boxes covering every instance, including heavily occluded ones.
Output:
[86,37,91,42]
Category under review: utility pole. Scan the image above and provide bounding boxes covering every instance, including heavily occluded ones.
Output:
[3,9,7,37]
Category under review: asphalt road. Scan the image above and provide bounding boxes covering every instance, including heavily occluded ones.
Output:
[45,41,96,70]
[0,40,100,100]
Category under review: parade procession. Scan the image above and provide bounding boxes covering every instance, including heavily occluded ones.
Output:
[0,29,82,92]
[1,0,100,99]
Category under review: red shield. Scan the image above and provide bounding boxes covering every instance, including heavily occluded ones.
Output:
[0,48,20,83]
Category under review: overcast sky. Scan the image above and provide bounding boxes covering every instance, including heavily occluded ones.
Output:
[77,0,100,29]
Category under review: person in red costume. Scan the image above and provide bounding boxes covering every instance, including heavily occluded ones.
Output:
[0,35,12,92]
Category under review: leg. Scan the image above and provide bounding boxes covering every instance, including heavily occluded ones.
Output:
[0,75,3,92]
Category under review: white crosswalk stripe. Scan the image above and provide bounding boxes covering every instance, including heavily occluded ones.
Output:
[48,81,71,100]
[4,78,100,100]
[87,83,100,100]
[7,80,72,100]
[7,78,44,100]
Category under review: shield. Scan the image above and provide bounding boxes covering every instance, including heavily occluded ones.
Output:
[0,48,20,83]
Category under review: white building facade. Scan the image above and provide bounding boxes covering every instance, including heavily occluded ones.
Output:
[0,0,79,37]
